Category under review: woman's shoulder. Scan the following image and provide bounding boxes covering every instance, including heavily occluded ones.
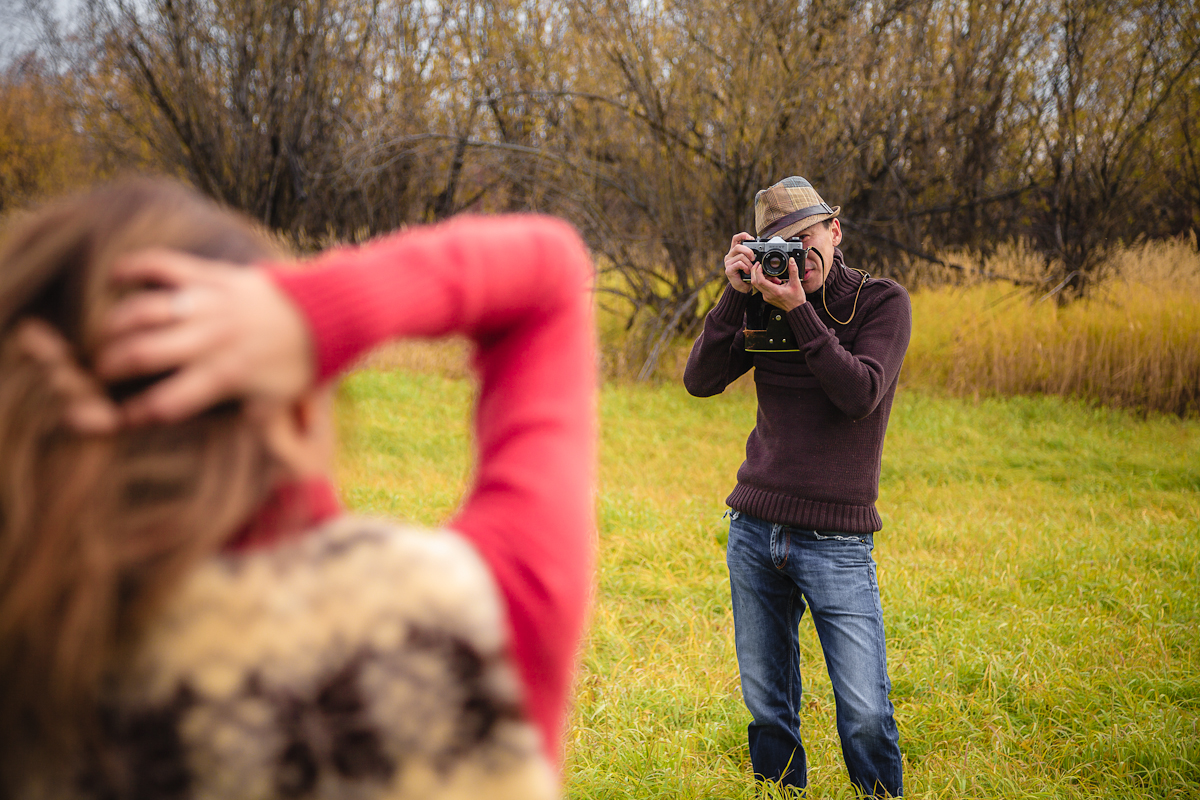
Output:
[92,518,556,800]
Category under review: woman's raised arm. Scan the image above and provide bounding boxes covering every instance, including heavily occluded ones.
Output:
[97,214,598,764]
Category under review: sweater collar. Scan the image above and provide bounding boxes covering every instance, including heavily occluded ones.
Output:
[223,476,342,552]
[816,248,861,303]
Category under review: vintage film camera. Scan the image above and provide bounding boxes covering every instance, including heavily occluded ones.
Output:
[740,236,818,283]
[739,236,825,353]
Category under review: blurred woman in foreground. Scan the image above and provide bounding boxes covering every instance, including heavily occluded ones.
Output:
[0,179,595,799]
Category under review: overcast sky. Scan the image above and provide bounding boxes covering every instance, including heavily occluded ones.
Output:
[1,0,75,65]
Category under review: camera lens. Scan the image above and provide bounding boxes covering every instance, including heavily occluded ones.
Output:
[762,250,788,277]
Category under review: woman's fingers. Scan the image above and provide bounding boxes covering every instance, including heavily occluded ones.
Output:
[109,248,213,290]
[95,313,224,382]
[15,320,120,433]
[12,249,316,431]
[119,359,237,425]
[94,251,315,424]
[104,251,229,339]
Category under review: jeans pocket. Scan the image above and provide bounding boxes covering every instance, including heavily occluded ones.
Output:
[769,524,789,568]
[813,530,873,549]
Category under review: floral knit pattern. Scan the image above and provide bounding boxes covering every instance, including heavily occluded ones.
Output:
[69,518,557,800]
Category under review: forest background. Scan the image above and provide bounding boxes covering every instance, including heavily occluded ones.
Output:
[3,0,1200,390]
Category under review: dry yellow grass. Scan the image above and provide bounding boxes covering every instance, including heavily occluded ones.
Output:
[353,337,475,379]
[905,236,1200,416]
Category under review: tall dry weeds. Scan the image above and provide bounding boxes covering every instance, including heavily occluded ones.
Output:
[905,235,1200,416]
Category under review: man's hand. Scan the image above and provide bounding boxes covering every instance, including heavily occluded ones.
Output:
[750,257,807,311]
[723,232,755,293]
[95,249,315,425]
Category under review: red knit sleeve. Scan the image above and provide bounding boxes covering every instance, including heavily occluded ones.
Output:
[266,215,596,766]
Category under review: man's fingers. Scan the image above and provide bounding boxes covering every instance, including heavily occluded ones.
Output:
[749,263,767,291]
[96,320,224,382]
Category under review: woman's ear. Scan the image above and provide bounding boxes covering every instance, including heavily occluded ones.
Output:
[258,386,336,478]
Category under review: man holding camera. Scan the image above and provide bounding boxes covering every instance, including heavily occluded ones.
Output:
[684,176,909,796]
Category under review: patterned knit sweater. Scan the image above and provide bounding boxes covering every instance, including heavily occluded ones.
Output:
[684,249,911,533]
[55,518,557,800]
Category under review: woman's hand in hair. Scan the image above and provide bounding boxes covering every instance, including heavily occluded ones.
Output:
[96,250,315,425]
[15,319,121,433]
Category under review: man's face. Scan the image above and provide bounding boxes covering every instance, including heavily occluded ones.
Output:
[790,218,842,294]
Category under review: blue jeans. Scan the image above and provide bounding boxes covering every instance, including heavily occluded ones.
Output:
[725,511,902,797]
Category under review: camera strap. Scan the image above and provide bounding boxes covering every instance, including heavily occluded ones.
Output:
[822,266,870,325]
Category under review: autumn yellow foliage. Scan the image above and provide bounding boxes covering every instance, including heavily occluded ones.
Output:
[0,60,100,213]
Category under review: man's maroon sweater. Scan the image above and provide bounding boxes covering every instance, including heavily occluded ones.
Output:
[684,249,912,533]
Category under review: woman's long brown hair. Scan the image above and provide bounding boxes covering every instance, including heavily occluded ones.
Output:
[0,179,285,786]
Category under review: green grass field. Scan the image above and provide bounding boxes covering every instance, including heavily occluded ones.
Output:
[336,367,1199,799]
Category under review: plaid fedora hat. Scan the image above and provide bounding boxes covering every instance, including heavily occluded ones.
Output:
[754,176,840,239]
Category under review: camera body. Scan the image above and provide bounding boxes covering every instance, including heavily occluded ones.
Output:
[741,236,811,283]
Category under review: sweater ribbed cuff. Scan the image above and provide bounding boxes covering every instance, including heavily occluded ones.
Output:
[786,301,832,347]
[268,263,369,383]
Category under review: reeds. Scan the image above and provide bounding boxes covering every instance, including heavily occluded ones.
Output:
[905,236,1200,416]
